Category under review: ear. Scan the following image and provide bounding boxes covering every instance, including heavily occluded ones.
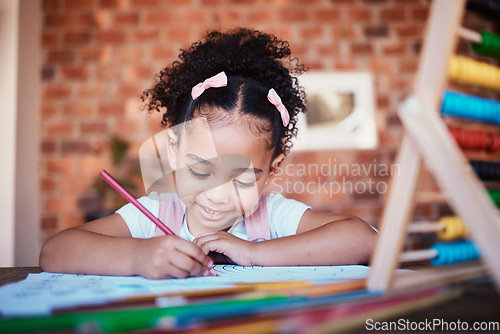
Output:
[268,153,285,177]
[166,129,179,170]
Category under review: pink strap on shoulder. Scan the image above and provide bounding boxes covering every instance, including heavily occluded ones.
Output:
[156,193,185,237]
[244,195,271,241]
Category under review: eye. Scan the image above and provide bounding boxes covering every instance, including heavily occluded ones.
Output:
[188,167,211,179]
[234,179,256,188]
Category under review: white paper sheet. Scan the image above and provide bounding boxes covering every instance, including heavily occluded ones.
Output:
[0,265,370,317]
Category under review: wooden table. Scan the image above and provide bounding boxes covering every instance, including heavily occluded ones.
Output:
[1,267,499,333]
[0,267,42,286]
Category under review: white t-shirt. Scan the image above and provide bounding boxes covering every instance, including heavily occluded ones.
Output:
[116,193,310,241]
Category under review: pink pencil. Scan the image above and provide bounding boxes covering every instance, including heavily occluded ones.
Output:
[99,170,174,235]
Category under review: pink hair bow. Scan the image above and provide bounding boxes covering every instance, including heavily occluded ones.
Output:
[191,71,228,100]
[267,88,289,126]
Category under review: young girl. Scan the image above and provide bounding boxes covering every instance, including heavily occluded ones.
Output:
[40,28,377,279]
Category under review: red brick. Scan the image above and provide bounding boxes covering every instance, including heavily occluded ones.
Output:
[43,84,72,99]
[167,0,194,5]
[380,8,406,22]
[350,43,373,56]
[248,10,276,23]
[97,31,126,44]
[333,59,358,70]
[398,58,418,73]
[41,177,58,192]
[167,28,192,43]
[77,84,107,98]
[45,13,74,29]
[42,33,60,47]
[131,0,160,7]
[77,12,105,29]
[347,9,372,22]
[125,65,154,80]
[368,59,393,74]
[43,0,60,10]
[42,215,58,229]
[46,50,75,63]
[130,30,160,42]
[382,42,407,56]
[331,26,357,39]
[98,0,126,9]
[80,154,112,177]
[214,10,242,27]
[44,121,76,138]
[146,12,174,25]
[95,65,122,80]
[316,44,340,56]
[361,0,388,4]
[178,10,210,25]
[281,9,309,22]
[45,156,77,174]
[63,32,91,45]
[62,140,92,154]
[201,0,222,4]
[411,8,428,21]
[45,196,78,212]
[61,65,89,80]
[80,47,111,63]
[116,84,141,98]
[113,12,139,26]
[114,46,143,62]
[363,25,388,38]
[300,26,323,40]
[314,9,339,22]
[41,102,60,118]
[41,140,57,154]
[63,102,93,117]
[64,0,94,10]
[377,94,390,109]
[81,122,108,134]
[230,0,255,3]
[114,120,142,134]
[60,176,92,193]
[389,77,410,90]
[99,102,125,116]
[395,25,422,39]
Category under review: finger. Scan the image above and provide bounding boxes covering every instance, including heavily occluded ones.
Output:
[170,252,210,277]
[198,239,227,256]
[174,239,213,267]
[194,233,223,247]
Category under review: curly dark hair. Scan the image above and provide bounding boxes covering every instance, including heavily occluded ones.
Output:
[141,28,306,159]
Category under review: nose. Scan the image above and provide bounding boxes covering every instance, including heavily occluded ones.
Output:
[204,180,234,204]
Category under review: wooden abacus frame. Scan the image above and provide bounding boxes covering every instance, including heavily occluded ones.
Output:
[367,0,500,292]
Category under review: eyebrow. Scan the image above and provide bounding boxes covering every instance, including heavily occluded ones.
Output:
[185,154,263,175]
[185,154,215,167]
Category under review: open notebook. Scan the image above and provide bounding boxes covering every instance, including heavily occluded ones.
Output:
[0,265,370,317]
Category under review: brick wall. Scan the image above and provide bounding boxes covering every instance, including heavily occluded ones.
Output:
[40,0,496,242]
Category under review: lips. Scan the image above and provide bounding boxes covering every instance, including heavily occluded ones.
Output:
[196,203,232,221]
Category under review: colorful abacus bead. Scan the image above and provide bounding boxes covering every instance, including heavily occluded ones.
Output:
[430,240,481,266]
[437,216,469,241]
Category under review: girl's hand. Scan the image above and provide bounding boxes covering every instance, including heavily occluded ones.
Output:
[194,232,256,266]
[133,235,214,279]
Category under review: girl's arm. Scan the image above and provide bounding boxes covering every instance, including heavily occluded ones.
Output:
[39,214,213,278]
[194,210,377,266]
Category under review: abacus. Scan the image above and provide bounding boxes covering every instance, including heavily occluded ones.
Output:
[368,0,500,292]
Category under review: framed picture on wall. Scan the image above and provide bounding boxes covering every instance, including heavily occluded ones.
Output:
[293,72,377,150]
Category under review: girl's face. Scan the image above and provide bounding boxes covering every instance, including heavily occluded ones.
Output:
[168,116,283,237]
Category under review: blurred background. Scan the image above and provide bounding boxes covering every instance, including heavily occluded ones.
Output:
[1,0,498,266]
